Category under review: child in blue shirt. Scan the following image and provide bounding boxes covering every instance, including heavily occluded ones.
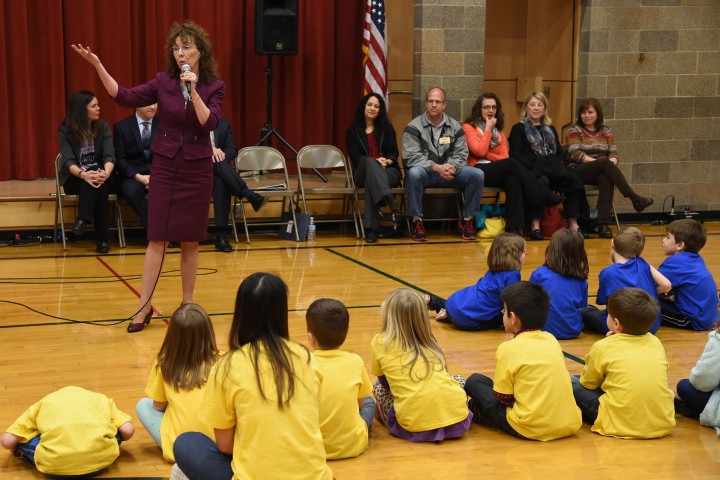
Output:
[581,227,671,334]
[529,229,589,339]
[659,219,719,330]
[425,233,526,330]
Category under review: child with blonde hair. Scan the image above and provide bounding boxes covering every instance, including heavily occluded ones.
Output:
[529,229,589,339]
[136,303,220,463]
[581,227,670,334]
[427,232,526,329]
[372,288,471,442]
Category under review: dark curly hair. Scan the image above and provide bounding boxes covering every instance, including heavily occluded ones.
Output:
[351,93,391,134]
[165,21,219,81]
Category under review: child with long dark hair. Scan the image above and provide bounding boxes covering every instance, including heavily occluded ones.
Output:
[172,273,332,480]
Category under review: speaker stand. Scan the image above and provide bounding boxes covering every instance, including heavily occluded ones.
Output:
[256,55,327,182]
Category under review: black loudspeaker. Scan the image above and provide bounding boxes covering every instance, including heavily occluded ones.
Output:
[255,0,298,55]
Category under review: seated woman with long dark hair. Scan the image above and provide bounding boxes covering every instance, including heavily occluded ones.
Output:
[508,91,587,240]
[565,98,653,238]
[58,90,116,253]
[463,93,563,235]
[346,93,402,243]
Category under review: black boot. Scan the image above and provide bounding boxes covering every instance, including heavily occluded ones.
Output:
[249,192,268,212]
[215,233,232,252]
[72,218,87,236]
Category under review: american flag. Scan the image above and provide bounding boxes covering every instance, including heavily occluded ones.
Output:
[362,0,387,99]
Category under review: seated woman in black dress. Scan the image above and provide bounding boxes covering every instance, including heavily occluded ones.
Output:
[463,93,563,234]
[346,93,402,243]
[508,91,587,240]
[565,98,653,238]
[58,90,116,253]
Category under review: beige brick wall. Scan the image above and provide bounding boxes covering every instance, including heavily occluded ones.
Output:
[412,0,720,214]
[412,0,486,121]
[578,0,720,213]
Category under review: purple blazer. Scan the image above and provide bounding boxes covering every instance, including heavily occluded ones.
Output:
[114,72,225,160]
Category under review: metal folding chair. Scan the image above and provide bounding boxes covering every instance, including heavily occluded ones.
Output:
[296,145,361,238]
[232,146,299,243]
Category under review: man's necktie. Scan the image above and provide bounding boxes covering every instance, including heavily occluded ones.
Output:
[141,121,151,159]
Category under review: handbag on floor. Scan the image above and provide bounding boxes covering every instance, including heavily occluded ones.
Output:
[278,208,310,242]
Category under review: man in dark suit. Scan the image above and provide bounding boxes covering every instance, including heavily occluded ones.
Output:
[113,104,158,233]
[212,118,268,251]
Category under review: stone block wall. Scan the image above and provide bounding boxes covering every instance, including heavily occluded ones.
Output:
[412,0,720,214]
[578,0,720,213]
[413,0,486,122]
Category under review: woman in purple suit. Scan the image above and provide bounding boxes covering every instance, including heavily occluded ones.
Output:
[73,21,224,333]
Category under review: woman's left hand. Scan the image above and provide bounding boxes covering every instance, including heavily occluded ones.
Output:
[180,70,198,91]
[609,157,618,166]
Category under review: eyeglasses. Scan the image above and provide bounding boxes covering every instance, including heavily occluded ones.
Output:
[482,105,497,111]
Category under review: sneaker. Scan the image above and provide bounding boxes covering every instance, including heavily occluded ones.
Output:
[249,192,269,212]
[459,219,476,241]
[411,219,428,242]
[170,464,191,480]
[435,308,449,322]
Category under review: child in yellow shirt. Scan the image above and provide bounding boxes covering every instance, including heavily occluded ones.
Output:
[306,298,374,459]
[465,281,582,440]
[572,287,676,438]
[1,386,134,478]
[136,303,220,462]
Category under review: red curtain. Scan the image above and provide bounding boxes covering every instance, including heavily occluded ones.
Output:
[0,0,364,180]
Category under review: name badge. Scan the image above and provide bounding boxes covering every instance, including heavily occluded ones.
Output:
[439,136,451,145]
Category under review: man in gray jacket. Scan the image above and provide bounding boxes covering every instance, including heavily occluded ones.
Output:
[402,87,484,241]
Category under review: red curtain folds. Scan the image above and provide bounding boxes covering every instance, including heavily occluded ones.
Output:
[0,0,364,180]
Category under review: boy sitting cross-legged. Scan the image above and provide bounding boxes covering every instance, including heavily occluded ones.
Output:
[306,298,375,459]
[464,281,582,440]
[572,287,676,439]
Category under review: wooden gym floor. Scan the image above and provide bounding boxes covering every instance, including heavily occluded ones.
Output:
[0,223,719,479]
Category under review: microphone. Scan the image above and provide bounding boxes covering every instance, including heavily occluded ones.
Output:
[181,64,192,101]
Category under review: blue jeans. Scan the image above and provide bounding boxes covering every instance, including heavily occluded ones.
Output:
[405,166,484,219]
[136,397,163,447]
[571,375,603,425]
[360,395,376,429]
[174,432,233,480]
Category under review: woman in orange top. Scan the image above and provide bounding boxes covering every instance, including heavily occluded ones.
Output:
[463,93,562,235]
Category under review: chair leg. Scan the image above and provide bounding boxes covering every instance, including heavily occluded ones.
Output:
[611,202,621,231]
[115,200,126,248]
[240,200,250,244]
[57,198,67,251]
[230,201,239,243]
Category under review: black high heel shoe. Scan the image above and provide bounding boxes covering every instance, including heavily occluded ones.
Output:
[127,309,152,333]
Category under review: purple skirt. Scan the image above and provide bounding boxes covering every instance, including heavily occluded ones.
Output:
[147,151,213,241]
[387,407,473,442]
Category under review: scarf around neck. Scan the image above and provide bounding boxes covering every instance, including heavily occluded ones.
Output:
[476,120,500,149]
[522,117,556,157]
